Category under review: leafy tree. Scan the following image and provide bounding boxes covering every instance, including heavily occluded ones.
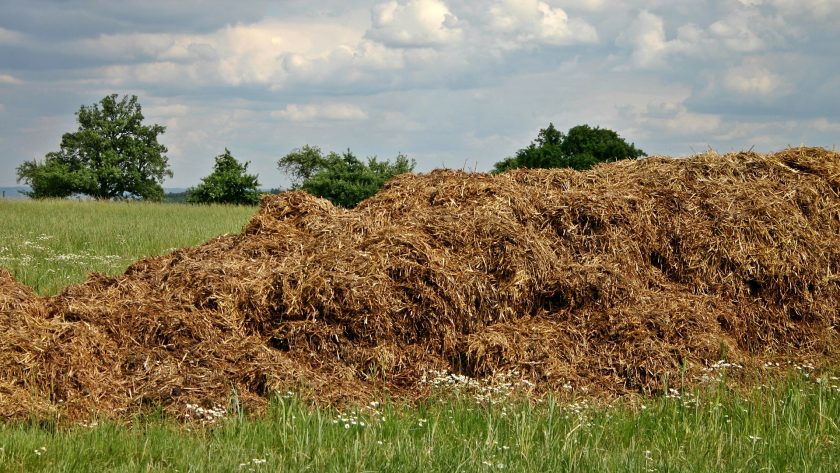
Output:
[278,146,415,208]
[15,160,78,199]
[493,123,645,173]
[16,94,171,200]
[186,149,261,206]
[277,144,328,186]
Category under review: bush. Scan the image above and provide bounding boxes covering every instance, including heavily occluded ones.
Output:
[278,146,415,208]
[493,123,645,173]
[186,149,261,205]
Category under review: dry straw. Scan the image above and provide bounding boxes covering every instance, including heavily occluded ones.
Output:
[1,147,839,421]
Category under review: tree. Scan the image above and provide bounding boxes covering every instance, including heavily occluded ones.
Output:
[278,146,415,208]
[16,94,171,200]
[277,144,328,186]
[186,149,261,206]
[492,123,645,173]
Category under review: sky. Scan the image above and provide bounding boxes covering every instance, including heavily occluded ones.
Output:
[1,0,839,189]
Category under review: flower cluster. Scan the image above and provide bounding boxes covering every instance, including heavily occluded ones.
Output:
[480,442,511,469]
[0,233,123,270]
[185,403,226,423]
[699,359,744,383]
[331,401,386,431]
[562,399,594,425]
[238,458,267,470]
[420,369,534,403]
[704,360,744,371]
[333,412,367,430]
[664,388,699,407]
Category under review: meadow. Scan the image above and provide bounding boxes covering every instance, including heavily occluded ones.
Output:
[0,199,256,295]
[0,198,838,472]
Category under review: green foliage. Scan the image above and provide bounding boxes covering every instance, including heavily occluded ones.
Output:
[493,123,646,173]
[277,144,328,186]
[14,160,77,199]
[186,149,261,206]
[16,94,171,201]
[278,146,415,208]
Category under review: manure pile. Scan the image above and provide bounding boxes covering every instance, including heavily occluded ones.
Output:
[2,147,840,421]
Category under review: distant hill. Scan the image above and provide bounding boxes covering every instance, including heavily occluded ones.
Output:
[0,187,30,199]
[164,190,189,203]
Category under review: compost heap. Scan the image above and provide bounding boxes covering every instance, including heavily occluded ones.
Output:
[2,147,839,421]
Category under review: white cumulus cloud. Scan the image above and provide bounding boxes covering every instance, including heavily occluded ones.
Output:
[723,64,786,96]
[366,0,462,47]
[618,10,668,68]
[271,103,369,122]
[487,0,598,47]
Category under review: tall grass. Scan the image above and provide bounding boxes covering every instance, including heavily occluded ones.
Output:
[0,376,838,472]
[0,199,256,295]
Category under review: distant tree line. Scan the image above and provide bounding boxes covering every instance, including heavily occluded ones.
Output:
[17,94,645,207]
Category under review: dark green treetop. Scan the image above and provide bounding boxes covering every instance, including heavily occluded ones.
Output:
[493,123,645,173]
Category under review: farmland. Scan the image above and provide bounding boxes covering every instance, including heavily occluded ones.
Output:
[2,148,840,471]
[0,199,255,295]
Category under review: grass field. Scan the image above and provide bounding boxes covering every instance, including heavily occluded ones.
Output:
[1,378,838,472]
[1,199,838,472]
[0,199,256,295]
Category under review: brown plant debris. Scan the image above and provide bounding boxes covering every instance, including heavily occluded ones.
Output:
[2,147,840,421]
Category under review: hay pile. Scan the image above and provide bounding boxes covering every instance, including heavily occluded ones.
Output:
[1,147,839,421]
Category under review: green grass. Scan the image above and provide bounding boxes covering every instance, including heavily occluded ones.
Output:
[1,377,839,472]
[1,199,839,472]
[0,199,256,295]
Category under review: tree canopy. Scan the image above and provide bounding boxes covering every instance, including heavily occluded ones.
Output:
[186,149,261,206]
[16,94,171,200]
[278,145,415,208]
[492,123,646,173]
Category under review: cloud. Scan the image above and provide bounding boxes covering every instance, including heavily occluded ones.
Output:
[622,99,722,138]
[0,27,24,44]
[82,19,376,89]
[271,103,369,122]
[618,10,668,68]
[769,0,840,18]
[707,15,767,53]
[615,10,723,69]
[616,5,789,70]
[722,64,786,96]
[2,0,840,188]
[554,0,607,11]
[0,1,275,41]
[0,73,24,85]
[811,118,840,133]
[366,0,462,47]
[487,0,598,47]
